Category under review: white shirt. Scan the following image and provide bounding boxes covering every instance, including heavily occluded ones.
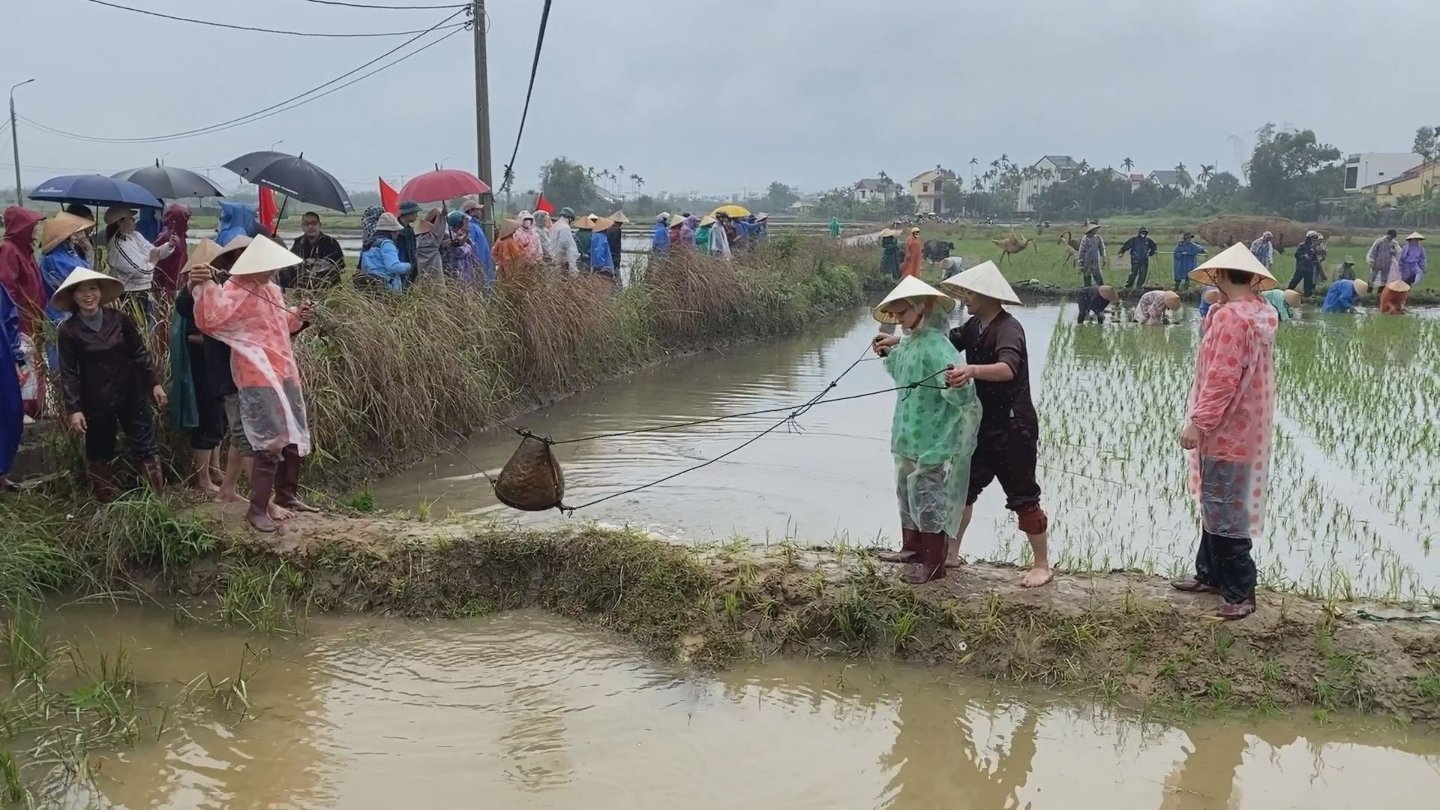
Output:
[107,233,173,292]
[551,221,579,274]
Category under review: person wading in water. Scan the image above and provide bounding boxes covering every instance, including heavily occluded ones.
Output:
[1172,243,1279,620]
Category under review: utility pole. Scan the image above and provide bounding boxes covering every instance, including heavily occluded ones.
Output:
[9,79,34,205]
[472,0,494,232]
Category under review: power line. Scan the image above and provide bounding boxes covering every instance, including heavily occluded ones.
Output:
[79,0,464,38]
[21,9,466,145]
[499,0,552,193]
[297,0,466,8]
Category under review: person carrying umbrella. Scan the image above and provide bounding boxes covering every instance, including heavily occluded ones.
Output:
[287,211,345,290]
[104,207,177,324]
[52,267,167,499]
[359,213,412,292]
[395,201,422,281]
[153,203,191,297]
[189,237,317,532]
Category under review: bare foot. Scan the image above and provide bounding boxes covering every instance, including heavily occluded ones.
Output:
[268,502,295,522]
[194,481,220,497]
[1020,566,1054,588]
[216,489,245,504]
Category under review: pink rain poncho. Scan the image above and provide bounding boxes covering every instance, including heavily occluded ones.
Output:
[1185,297,1277,538]
[194,279,310,456]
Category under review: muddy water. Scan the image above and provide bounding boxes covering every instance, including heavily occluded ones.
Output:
[373,304,1440,597]
[43,605,1440,809]
[374,305,1055,546]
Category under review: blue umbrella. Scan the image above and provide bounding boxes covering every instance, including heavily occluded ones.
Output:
[28,174,164,209]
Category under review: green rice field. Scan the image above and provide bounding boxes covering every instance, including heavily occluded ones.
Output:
[1029,307,1440,605]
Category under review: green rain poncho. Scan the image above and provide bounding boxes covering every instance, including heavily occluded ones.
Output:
[883,309,982,537]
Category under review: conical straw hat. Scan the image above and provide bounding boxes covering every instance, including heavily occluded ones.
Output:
[41,212,93,254]
[227,235,302,277]
[1162,290,1182,309]
[497,218,522,240]
[1189,242,1278,290]
[590,217,615,232]
[939,260,1020,304]
[609,210,630,224]
[1282,289,1302,307]
[699,214,717,227]
[1386,279,1411,293]
[49,268,122,312]
[186,236,250,271]
[1406,231,1425,240]
[873,276,956,324]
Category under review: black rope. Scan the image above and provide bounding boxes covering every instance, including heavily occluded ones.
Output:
[79,0,465,37]
[498,0,552,194]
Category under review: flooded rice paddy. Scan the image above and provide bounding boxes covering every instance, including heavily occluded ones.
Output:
[37,605,1440,808]
[376,304,1440,603]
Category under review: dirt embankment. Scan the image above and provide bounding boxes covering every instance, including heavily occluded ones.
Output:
[176,505,1440,726]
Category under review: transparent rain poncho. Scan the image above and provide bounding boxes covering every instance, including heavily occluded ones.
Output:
[883,309,983,537]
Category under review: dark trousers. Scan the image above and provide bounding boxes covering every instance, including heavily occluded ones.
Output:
[1124,262,1149,289]
[1193,530,1256,604]
[83,396,158,463]
[1081,267,1105,286]
[1286,266,1315,296]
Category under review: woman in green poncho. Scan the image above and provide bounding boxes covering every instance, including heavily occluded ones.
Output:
[879,229,902,278]
[871,276,983,584]
[829,216,842,239]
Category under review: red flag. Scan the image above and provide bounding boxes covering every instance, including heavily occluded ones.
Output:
[379,178,399,215]
[257,186,279,236]
[534,193,555,215]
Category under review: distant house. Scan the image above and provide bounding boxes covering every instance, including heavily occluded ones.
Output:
[852,177,901,203]
[1366,160,1440,207]
[1147,170,1196,196]
[1344,152,1423,193]
[909,166,957,215]
[1016,155,1078,213]
[789,199,816,216]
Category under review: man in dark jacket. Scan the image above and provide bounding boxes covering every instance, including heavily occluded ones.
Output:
[396,200,421,285]
[1285,230,1322,297]
[1118,227,1158,290]
[285,211,345,289]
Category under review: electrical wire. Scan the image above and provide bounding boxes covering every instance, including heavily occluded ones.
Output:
[20,9,466,145]
[498,0,551,193]
[296,0,466,8]
[79,0,465,38]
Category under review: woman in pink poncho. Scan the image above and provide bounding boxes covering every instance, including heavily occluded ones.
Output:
[191,236,317,532]
[1173,243,1279,621]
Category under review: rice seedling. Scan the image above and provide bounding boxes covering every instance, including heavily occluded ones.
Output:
[218,560,306,636]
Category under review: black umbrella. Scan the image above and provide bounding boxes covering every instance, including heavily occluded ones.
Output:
[223,151,353,213]
[111,161,225,200]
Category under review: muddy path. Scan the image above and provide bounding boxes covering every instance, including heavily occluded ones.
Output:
[174,504,1440,726]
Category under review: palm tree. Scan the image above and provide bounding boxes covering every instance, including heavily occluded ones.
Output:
[1122,157,1135,173]
[1198,164,1216,185]
[969,156,978,187]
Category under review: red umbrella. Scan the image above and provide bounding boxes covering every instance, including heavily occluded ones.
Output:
[397,169,490,203]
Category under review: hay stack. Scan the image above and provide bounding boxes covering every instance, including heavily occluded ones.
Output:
[1196,215,1310,249]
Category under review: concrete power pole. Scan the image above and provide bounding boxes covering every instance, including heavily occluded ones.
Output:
[9,79,34,206]
[472,0,494,232]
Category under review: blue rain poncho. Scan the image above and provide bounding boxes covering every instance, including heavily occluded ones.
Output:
[0,287,22,476]
[589,231,614,272]
[217,201,258,246]
[883,308,983,537]
[1321,279,1362,313]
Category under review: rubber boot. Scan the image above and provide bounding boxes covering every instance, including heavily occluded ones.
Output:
[246,456,279,533]
[86,461,118,503]
[877,528,921,563]
[903,533,946,584]
[140,457,165,494]
[273,447,318,513]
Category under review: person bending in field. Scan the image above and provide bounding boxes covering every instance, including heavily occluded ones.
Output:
[1261,288,1302,321]
[1134,290,1181,325]
[1320,278,1368,313]
[1379,280,1410,314]
[1074,284,1118,324]
[870,277,982,584]
[1174,243,1279,621]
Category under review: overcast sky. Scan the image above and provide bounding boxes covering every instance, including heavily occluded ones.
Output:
[3,0,1437,200]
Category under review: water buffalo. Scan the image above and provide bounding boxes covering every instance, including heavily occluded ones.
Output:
[922,240,955,262]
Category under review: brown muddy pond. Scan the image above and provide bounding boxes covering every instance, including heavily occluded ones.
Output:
[374,305,1440,601]
[41,605,1440,808]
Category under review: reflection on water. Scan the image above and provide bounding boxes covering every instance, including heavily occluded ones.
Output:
[373,306,1056,550]
[44,605,1440,809]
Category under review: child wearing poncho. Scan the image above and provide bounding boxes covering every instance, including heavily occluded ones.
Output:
[871,277,982,584]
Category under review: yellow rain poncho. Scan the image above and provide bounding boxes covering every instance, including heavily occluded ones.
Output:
[883,308,982,537]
